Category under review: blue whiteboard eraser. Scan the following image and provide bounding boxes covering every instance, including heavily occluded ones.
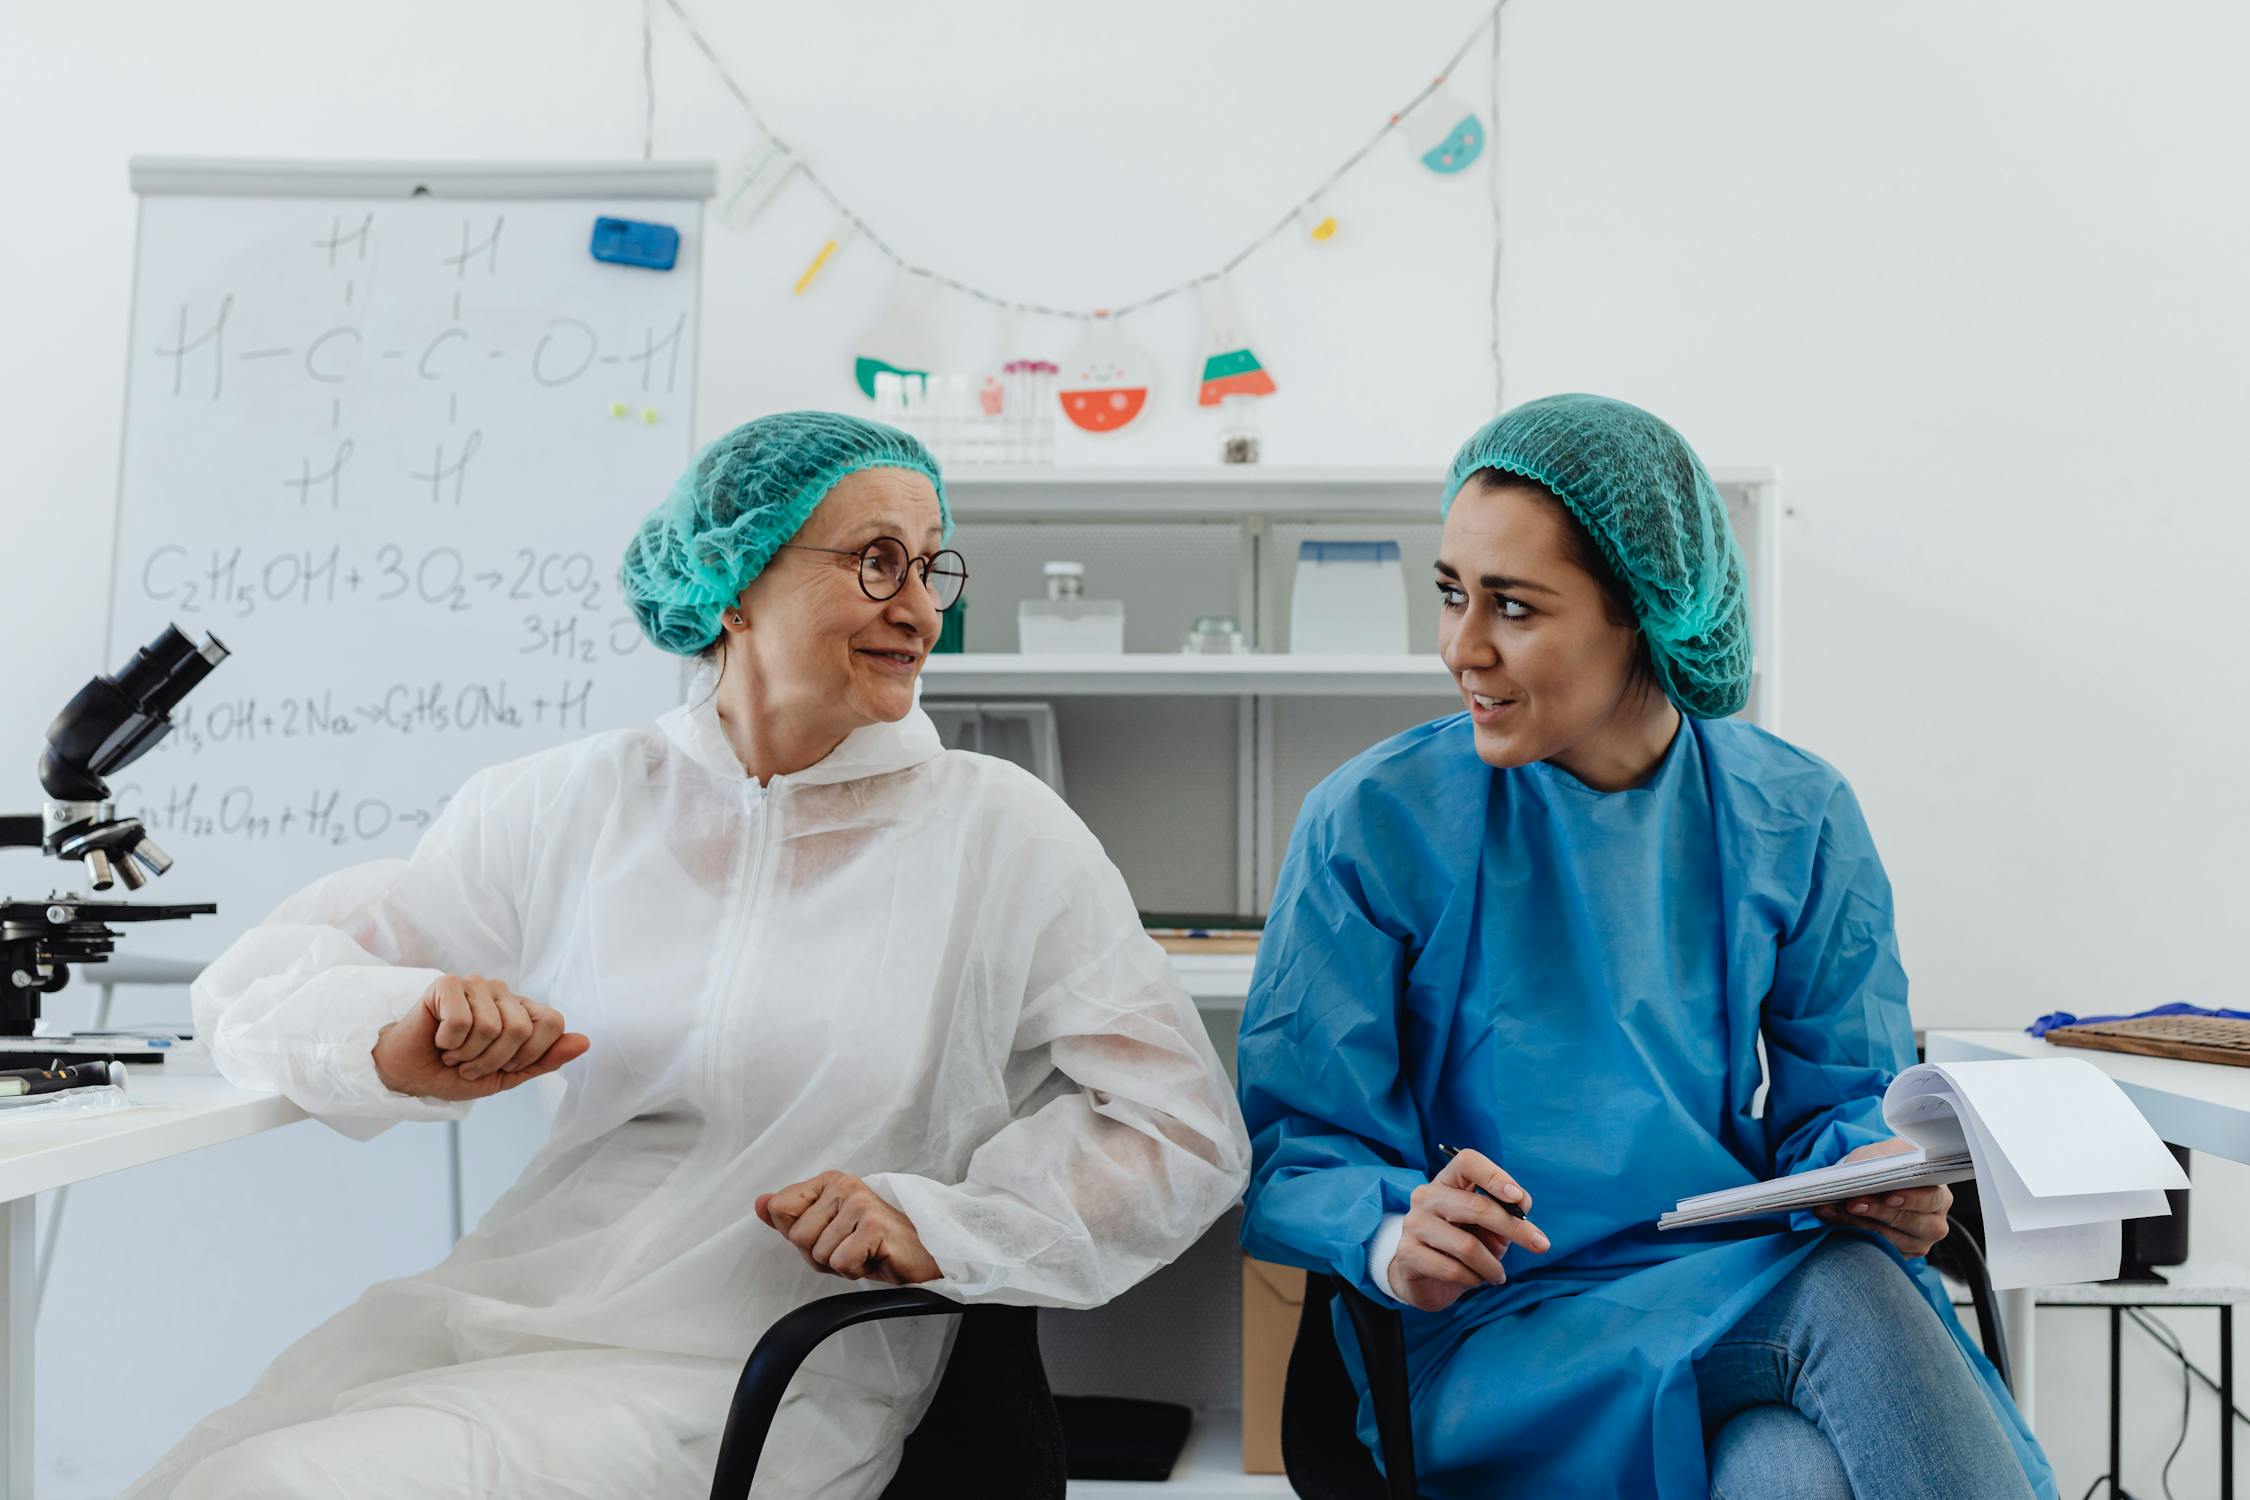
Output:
[590,217,680,271]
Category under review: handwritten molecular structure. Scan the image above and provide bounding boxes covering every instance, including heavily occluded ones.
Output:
[150,212,688,512]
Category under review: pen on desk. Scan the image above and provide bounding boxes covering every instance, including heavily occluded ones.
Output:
[0,1062,122,1097]
[1437,1142,1529,1219]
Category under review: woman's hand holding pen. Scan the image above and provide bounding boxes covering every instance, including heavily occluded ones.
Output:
[1388,1147,1551,1313]
[372,974,590,1101]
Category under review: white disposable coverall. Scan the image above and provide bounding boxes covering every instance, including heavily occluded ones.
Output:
[125,670,1251,1498]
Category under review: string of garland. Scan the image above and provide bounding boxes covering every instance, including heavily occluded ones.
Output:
[649,0,1508,408]
[1486,5,1505,411]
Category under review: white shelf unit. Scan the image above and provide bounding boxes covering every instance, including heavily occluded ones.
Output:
[1066,1412,1289,1497]
[923,653,1453,698]
[929,465,1781,1490]
[949,463,1777,516]
[937,464,1781,915]
[1168,954,1256,1011]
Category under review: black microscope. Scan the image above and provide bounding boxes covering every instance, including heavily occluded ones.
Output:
[1,625,228,1040]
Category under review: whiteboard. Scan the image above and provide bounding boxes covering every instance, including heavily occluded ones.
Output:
[103,160,713,962]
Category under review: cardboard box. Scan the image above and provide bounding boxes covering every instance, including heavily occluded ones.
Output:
[1240,1256,1306,1473]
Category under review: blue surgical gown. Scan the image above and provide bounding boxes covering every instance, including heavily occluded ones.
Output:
[1238,712,2055,1500]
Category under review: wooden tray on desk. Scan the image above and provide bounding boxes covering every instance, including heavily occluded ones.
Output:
[2046,1016,2250,1068]
[1151,934,1260,956]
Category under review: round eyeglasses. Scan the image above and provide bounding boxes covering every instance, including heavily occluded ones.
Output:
[777,537,969,612]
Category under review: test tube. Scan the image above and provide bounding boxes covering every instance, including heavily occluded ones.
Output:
[1035,362,1058,464]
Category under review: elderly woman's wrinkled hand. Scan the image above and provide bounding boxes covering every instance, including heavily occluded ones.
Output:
[1813,1138,1952,1258]
[372,974,589,1102]
[757,1171,942,1286]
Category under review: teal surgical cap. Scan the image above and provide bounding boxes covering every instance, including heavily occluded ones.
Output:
[621,411,951,656]
[1442,393,1751,720]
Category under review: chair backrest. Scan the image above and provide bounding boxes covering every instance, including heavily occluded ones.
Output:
[1929,1208,2014,1394]
[1281,1275,1422,1500]
[881,1304,1066,1499]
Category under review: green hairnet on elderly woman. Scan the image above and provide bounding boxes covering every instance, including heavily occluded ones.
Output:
[132,410,1250,1499]
[1238,394,2056,1500]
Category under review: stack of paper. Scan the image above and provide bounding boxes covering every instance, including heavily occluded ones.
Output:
[1661,1059,2190,1289]
[1662,1148,1976,1230]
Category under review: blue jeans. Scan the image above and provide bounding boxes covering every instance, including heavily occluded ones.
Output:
[1695,1237,2039,1500]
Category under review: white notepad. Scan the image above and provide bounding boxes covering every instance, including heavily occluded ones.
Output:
[1661,1059,2190,1289]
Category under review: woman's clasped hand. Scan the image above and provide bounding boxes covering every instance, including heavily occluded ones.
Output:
[756,1171,943,1286]
[371,973,590,1101]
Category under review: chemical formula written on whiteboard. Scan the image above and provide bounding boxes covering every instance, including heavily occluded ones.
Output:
[110,181,700,947]
[152,212,688,512]
[148,676,600,757]
[138,543,631,622]
[115,779,455,849]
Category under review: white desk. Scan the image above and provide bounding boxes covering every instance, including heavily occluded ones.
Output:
[1926,1028,2250,1164]
[1925,1028,2250,1435]
[0,1062,305,1500]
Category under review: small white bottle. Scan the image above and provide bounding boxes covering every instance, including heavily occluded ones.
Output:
[1018,561,1126,653]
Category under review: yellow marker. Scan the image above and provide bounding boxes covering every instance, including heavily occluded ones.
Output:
[1309,215,1338,242]
[794,239,839,295]
[642,407,661,425]
[792,223,855,296]
[609,401,630,418]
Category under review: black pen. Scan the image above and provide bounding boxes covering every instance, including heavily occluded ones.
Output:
[1438,1142,1530,1219]
[0,1062,122,1097]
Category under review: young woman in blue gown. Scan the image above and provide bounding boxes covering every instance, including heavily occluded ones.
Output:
[1238,394,2055,1499]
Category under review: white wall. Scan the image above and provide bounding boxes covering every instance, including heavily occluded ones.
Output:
[3,2,2245,1494]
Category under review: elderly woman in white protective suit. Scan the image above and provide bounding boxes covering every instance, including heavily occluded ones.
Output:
[124,411,1252,1499]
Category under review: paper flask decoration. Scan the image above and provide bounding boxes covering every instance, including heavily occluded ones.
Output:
[1196,279,1276,407]
[854,275,941,399]
[1058,317,1157,435]
[1407,87,1485,175]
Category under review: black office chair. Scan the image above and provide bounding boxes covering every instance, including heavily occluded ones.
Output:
[1277,1212,2011,1500]
[708,1287,1066,1500]
[1936,1209,2014,1393]
[1283,1274,1424,1500]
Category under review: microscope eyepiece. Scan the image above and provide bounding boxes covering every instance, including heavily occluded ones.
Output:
[113,626,229,717]
[38,625,230,798]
